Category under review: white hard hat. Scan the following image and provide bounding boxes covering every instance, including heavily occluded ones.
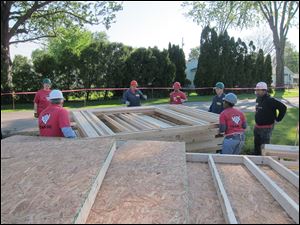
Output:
[255,82,268,90]
[48,90,64,100]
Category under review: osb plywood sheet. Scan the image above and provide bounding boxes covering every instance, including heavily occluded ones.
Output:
[87,141,189,224]
[260,165,299,204]
[1,138,115,224]
[217,164,295,224]
[187,162,225,224]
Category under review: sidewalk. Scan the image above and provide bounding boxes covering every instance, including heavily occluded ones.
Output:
[1,97,299,137]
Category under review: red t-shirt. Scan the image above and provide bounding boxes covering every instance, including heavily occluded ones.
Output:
[170,91,187,104]
[34,89,51,115]
[219,107,246,135]
[39,104,71,137]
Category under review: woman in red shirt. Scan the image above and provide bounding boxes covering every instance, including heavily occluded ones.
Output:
[33,78,52,118]
[170,82,187,104]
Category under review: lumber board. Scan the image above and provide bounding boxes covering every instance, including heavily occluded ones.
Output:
[111,115,140,132]
[102,114,128,132]
[166,105,218,123]
[84,111,115,136]
[243,156,299,223]
[72,111,99,137]
[129,113,159,129]
[150,114,178,126]
[90,106,155,116]
[86,141,189,224]
[262,144,299,160]
[208,155,238,224]
[155,107,206,125]
[118,113,151,130]
[266,157,299,189]
[1,137,116,224]
[139,115,172,128]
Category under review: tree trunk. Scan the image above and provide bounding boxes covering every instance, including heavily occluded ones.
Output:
[275,46,285,88]
[1,2,13,92]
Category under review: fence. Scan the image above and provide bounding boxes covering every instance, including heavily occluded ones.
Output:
[1,86,288,110]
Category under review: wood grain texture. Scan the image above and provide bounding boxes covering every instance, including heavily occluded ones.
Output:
[187,162,225,224]
[1,137,115,224]
[260,166,299,204]
[87,141,189,224]
[217,164,295,224]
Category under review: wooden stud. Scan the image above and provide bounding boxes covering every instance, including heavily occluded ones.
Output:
[266,157,299,189]
[243,156,299,223]
[74,142,116,224]
[208,155,238,224]
[85,111,115,136]
[72,111,99,137]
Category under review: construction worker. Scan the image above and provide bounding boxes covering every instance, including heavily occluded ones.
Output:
[170,82,187,104]
[34,78,52,118]
[122,80,147,107]
[39,90,76,138]
[209,82,226,114]
[218,93,247,154]
[253,82,287,155]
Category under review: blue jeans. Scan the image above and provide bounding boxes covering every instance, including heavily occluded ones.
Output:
[222,133,245,154]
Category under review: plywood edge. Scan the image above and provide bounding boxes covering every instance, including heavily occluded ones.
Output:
[73,141,116,224]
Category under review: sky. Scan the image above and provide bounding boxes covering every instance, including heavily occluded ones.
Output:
[10,1,299,60]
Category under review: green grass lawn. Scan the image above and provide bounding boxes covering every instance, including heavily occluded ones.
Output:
[241,108,299,154]
[1,88,298,112]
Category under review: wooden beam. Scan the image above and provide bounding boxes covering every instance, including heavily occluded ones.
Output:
[166,105,218,123]
[262,144,299,161]
[266,157,299,189]
[155,107,207,125]
[208,155,238,224]
[72,111,99,137]
[243,156,299,223]
[112,115,140,132]
[74,142,116,224]
[118,113,151,130]
[128,113,159,129]
[102,114,129,132]
[85,111,115,136]
[139,115,172,128]
[90,106,155,116]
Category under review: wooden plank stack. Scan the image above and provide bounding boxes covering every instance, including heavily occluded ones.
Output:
[262,144,299,174]
[72,105,223,153]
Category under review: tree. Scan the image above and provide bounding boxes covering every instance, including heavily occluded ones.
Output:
[1,1,123,92]
[168,43,187,86]
[284,40,299,73]
[255,49,266,83]
[188,46,200,60]
[182,1,299,87]
[264,54,273,87]
[12,55,39,102]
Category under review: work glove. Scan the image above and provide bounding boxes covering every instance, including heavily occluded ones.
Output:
[125,101,130,106]
[143,95,147,100]
[34,113,39,118]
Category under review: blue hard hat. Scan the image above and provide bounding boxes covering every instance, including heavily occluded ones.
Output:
[223,93,238,105]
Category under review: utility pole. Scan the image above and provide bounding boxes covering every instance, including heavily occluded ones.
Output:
[181,37,184,49]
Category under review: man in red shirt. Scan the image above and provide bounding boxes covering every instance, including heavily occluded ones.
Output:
[170,82,187,104]
[33,78,52,118]
[218,93,247,154]
[39,90,76,138]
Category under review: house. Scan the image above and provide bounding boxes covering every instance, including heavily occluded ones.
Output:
[185,59,198,88]
[272,66,298,88]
